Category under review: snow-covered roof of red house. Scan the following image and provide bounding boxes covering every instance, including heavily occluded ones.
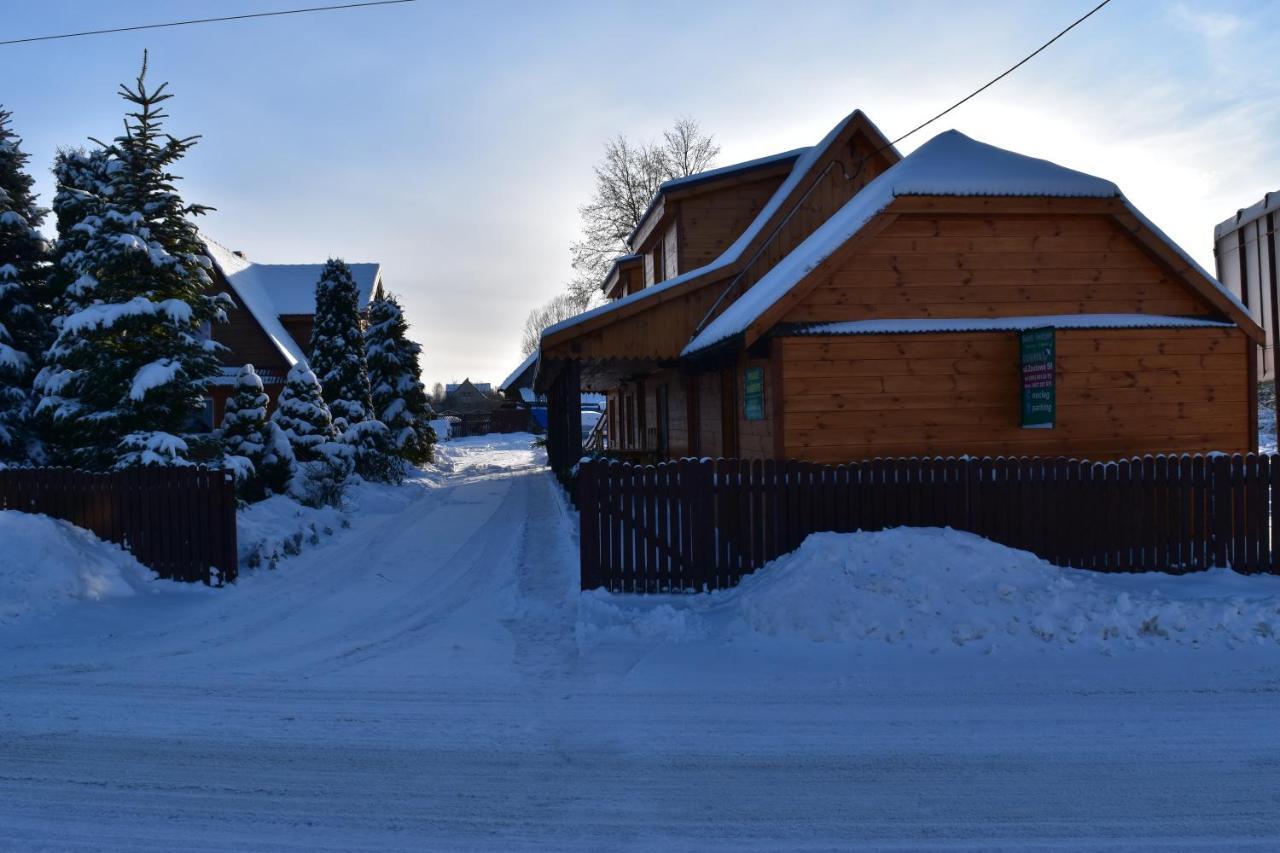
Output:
[683,130,1251,356]
[203,237,383,366]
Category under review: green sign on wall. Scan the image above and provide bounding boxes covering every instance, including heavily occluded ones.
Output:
[1020,327,1055,429]
[744,366,765,421]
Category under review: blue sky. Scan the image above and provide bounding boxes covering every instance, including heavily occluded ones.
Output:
[4,1,1277,386]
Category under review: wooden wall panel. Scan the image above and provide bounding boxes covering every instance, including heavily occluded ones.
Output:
[781,328,1251,463]
[698,370,723,457]
[786,214,1216,324]
[677,176,787,273]
[209,290,292,375]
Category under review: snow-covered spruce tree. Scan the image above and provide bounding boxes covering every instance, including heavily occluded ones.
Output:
[309,258,399,482]
[219,364,294,501]
[0,108,51,462]
[45,148,110,315]
[271,362,352,508]
[35,56,228,470]
[364,294,435,465]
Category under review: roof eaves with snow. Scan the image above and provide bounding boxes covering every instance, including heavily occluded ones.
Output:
[682,130,1256,357]
[202,238,307,367]
[499,350,539,392]
[543,110,891,344]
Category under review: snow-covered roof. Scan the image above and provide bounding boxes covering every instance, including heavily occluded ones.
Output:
[683,130,1248,356]
[203,237,383,368]
[204,240,307,366]
[545,110,887,341]
[782,314,1234,337]
[499,350,538,392]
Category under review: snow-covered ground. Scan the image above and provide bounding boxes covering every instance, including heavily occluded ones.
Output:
[2,433,1278,851]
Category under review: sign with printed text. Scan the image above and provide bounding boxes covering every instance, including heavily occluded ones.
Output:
[744,366,765,421]
[1020,327,1055,429]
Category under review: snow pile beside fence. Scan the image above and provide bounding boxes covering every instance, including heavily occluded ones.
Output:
[237,493,344,570]
[579,528,1280,652]
[0,510,156,623]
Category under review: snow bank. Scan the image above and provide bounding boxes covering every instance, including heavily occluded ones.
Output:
[0,511,156,623]
[238,493,344,570]
[580,528,1280,653]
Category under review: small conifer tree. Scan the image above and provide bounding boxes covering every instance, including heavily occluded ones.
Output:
[309,259,399,482]
[271,362,351,507]
[364,294,435,465]
[219,364,294,501]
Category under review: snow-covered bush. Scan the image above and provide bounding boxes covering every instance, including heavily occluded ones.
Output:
[34,56,228,470]
[0,107,50,463]
[310,259,399,482]
[364,293,435,465]
[219,364,295,501]
[271,362,352,508]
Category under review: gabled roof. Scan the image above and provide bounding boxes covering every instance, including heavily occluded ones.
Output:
[543,109,899,345]
[626,147,808,247]
[203,236,384,367]
[683,130,1260,355]
[1214,190,1280,241]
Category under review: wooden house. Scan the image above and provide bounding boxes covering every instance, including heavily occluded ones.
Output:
[202,239,384,425]
[537,113,1263,475]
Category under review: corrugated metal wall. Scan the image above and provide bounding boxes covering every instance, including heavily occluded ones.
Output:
[1216,192,1279,380]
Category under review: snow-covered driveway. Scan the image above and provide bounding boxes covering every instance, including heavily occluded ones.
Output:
[1,434,1278,851]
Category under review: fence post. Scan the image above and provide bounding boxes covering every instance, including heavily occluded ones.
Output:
[578,459,600,590]
[1211,455,1231,569]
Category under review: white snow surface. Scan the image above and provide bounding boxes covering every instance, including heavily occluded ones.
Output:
[128,358,181,401]
[0,511,157,623]
[499,348,538,391]
[790,313,1235,337]
[2,434,1278,850]
[684,130,1248,354]
[581,528,1280,651]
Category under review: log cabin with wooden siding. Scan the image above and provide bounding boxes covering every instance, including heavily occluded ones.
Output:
[537,112,1264,475]
[201,239,384,426]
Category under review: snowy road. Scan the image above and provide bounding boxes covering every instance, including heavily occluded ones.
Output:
[1,435,1278,851]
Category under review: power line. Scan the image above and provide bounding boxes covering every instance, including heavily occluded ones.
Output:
[0,1,417,47]
[886,0,1114,150]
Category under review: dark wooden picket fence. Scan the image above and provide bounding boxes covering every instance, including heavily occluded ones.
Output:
[576,453,1280,592]
[0,466,238,585]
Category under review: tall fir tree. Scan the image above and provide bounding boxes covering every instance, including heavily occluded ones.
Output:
[219,364,295,501]
[271,362,351,507]
[0,108,50,461]
[34,55,228,469]
[309,258,398,482]
[364,294,435,465]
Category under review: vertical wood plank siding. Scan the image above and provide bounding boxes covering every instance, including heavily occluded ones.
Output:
[577,453,1279,592]
[0,467,238,585]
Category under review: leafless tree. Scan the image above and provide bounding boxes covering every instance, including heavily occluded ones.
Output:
[521,292,586,357]
[567,117,719,307]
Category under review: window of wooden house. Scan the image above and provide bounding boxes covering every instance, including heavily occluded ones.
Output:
[652,242,665,285]
[623,391,635,449]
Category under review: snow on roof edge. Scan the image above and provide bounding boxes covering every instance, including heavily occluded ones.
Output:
[499,350,538,391]
[202,237,306,367]
[544,110,875,341]
[1213,189,1280,241]
[682,130,1250,357]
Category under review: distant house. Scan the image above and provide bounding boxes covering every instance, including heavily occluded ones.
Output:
[441,379,496,416]
[1214,190,1279,380]
[202,238,383,426]
[538,110,1263,474]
